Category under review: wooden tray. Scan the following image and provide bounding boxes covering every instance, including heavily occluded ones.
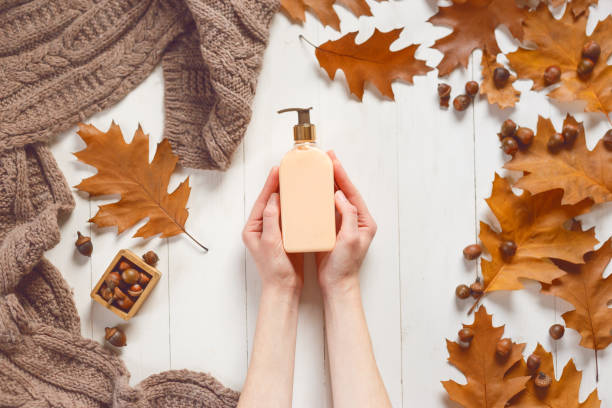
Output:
[91,249,161,320]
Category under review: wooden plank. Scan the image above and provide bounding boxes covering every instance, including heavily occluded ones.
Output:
[80,70,172,385]
[48,127,95,339]
[243,13,329,406]
[168,144,248,390]
[396,1,477,405]
[313,4,403,403]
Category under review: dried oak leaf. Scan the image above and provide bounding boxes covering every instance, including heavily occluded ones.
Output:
[506,6,612,117]
[480,51,521,109]
[428,0,529,76]
[542,238,612,353]
[479,174,597,292]
[506,343,600,407]
[442,306,529,408]
[541,0,597,19]
[74,122,195,242]
[505,115,612,205]
[313,29,432,100]
[281,0,384,31]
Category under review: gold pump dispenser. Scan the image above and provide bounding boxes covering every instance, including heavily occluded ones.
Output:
[277,107,316,142]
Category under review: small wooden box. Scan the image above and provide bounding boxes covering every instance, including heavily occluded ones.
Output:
[91,249,161,320]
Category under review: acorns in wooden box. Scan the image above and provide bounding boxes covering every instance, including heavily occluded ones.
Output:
[91,249,160,320]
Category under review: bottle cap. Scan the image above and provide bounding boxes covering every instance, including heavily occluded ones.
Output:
[278,107,316,142]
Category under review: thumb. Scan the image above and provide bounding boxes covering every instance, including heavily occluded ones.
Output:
[335,190,358,238]
[261,193,281,242]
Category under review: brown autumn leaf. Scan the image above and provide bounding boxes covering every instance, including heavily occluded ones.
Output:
[480,51,520,109]
[542,238,612,363]
[312,29,432,100]
[478,174,597,293]
[506,343,600,407]
[541,0,597,18]
[428,0,529,76]
[280,0,384,31]
[74,122,206,250]
[442,306,529,407]
[506,6,612,118]
[505,115,612,205]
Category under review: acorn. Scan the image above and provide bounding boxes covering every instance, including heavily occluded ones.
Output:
[455,284,471,299]
[458,327,474,343]
[118,261,131,271]
[581,40,600,63]
[470,279,484,298]
[549,324,565,340]
[121,268,140,285]
[527,354,541,371]
[75,231,92,256]
[142,250,159,266]
[127,283,143,297]
[534,372,551,389]
[499,240,517,262]
[113,287,134,311]
[139,272,151,286]
[543,65,561,86]
[547,133,565,153]
[577,58,594,80]
[515,127,534,147]
[493,67,510,88]
[496,338,512,359]
[463,244,482,260]
[105,326,126,347]
[105,271,121,291]
[562,124,579,147]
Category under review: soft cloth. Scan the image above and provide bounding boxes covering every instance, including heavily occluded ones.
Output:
[0,0,278,406]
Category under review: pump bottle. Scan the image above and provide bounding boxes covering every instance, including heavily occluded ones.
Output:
[277,107,336,253]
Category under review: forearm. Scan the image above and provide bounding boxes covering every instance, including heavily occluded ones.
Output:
[323,279,391,408]
[238,285,300,408]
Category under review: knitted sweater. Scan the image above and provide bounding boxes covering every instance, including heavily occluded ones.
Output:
[0,0,278,406]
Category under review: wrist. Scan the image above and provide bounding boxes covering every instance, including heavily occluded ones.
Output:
[262,279,302,300]
[320,275,360,300]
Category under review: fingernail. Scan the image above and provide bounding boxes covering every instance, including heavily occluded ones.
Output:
[336,190,347,202]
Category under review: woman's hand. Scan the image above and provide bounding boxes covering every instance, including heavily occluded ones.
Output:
[243,167,304,294]
[316,151,377,296]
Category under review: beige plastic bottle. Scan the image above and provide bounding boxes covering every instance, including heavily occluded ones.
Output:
[277,107,336,253]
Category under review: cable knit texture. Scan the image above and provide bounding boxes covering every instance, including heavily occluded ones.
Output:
[0,0,278,405]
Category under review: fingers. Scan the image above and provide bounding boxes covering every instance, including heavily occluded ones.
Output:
[327,151,375,230]
[261,193,282,243]
[246,167,279,228]
[335,190,359,242]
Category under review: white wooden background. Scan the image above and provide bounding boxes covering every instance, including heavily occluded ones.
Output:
[46,1,612,406]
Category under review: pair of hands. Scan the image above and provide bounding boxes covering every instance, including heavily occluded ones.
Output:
[242,151,377,296]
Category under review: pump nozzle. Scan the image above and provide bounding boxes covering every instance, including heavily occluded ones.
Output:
[278,107,316,142]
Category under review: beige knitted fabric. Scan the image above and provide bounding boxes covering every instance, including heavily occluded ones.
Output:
[0,0,278,406]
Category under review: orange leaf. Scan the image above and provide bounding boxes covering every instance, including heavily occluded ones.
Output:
[281,0,339,30]
[280,0,383,30]
[480,51,521,109]
[504,115,612,205]
[479,174,597,292]
[74,122,196,243]
[542,238,612,352]
[506,6,612,118]
[442,306,529,407]
[313,29,432,100]
[506,344,600,407]
[428,0,529,76]
[543,0,597,18]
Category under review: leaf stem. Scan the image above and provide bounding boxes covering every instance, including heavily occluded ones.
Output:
[183,229,208,252]
[467,294,483,315]
[299,34,317,49]
[595,349,599,382]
